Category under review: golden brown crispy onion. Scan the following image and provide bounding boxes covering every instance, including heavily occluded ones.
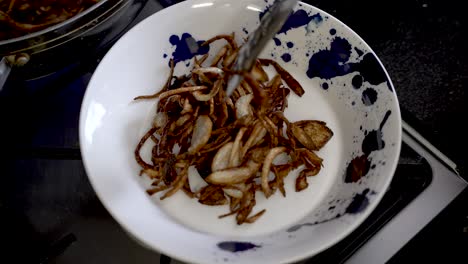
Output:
[133,33,333,224]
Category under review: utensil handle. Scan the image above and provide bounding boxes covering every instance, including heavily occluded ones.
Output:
[0,57,12,91]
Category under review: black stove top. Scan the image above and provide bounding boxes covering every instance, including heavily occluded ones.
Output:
[0,0,466,263]
[0,25,433,264]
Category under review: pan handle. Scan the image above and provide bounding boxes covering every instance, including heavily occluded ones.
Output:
[0,57,12,91]
[0,53,30,91]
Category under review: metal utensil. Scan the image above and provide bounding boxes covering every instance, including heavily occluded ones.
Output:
[225,0,298,96]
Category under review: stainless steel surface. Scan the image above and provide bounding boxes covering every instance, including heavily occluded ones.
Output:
[226,0,298,96]
[402,120,460,176]
[345,128,467,264]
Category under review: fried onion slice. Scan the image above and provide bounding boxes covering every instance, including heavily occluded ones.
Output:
[134,33,333,225]
[188,115,213,154]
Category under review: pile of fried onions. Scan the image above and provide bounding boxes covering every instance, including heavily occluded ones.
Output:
[134,33,333,225]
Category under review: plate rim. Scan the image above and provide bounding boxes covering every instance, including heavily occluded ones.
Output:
[79,0,402,263]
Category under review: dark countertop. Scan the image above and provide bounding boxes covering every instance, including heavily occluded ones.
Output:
[0,0,466,262]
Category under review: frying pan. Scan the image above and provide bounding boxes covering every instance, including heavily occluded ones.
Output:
[0,0,148,88]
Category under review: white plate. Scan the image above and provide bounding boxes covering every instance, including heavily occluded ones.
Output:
[80,0,401,263]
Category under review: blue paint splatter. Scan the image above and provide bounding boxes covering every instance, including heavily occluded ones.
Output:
[306,37,352,79]
[168,33,209,65]
[346,189,370,214]
[311,14,323,24]
[306,37,389,88]
[287,214,341,232]
[357,53,389,87]
[273,37,281,46]
[354,47,364,57]
[169,35,179,45]
[281,53,291,62]
[163,53,167,58]
[362,110,391,155]
[286,41,294,48]
[242,27,249,35]
[330,28,336,35]
[352,75,363,89]
[218,242,260,253]
[287,188,375,231]
[344,110,391,183]
[279,10,322,34]
[322,82,329,90]
[260,8,323,35]
[362,88,378,106]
